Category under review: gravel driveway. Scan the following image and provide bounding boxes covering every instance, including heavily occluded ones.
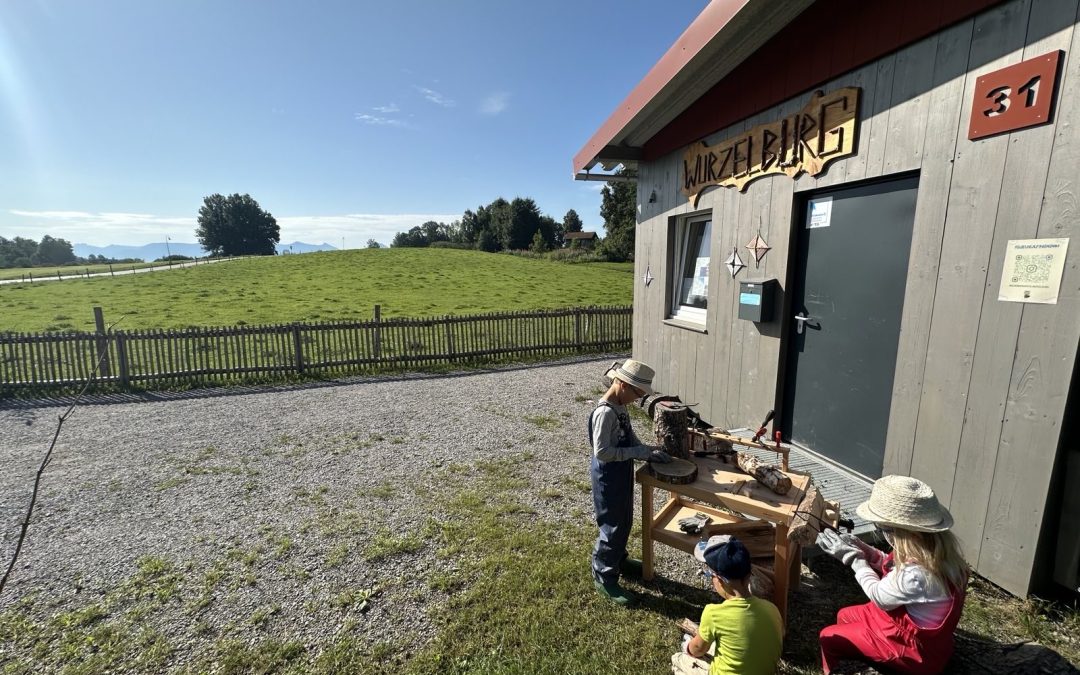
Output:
[0,355,698,671]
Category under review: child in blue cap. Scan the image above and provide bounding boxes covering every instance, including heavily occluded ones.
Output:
[671,535,784,675]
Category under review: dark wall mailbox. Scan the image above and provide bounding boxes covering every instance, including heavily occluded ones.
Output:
[738,279,777,322]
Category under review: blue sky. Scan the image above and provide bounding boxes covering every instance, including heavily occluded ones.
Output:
[0,0,706,247]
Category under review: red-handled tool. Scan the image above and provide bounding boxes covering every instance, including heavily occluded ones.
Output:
[751,409,775,444]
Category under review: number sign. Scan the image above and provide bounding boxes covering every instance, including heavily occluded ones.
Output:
[968,50,1063,140]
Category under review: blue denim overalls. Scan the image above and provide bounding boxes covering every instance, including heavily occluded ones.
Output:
[588,401,636,585]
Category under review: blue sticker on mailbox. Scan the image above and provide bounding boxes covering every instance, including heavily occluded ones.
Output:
[740,293,761,306]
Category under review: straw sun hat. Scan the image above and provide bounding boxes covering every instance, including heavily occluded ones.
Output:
[604,359,655,396]
[855,475,954,533]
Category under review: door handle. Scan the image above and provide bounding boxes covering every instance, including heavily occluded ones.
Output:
[794,311,813,335]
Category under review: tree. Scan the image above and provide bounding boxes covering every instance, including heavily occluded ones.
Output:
[539,215,561,249]
[487,198,511,250]
[366,239,382,249]
[391,226,426,248]
[507,197,542,250]
[529,230,549,253]
[563,209,583,234]
[196,193,280,256]
[597,170,637,261]
[36,235,76,265]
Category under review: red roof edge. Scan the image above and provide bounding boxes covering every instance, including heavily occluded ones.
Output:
[571,0,750,176]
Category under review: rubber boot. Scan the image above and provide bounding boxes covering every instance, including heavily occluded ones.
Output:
[595,579,635,606]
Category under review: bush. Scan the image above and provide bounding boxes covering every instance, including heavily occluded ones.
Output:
[429,241,475,250]
[155,255,195,262]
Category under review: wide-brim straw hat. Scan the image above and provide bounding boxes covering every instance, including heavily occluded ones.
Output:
[604,359,655,396]
[856,475,954,533]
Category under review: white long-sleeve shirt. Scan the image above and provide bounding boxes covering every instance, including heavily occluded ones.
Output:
[590,402,651,462]
[851,549,953,628]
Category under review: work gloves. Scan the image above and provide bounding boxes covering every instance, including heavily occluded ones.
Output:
[629,447,673,463]
[817,529,864,566]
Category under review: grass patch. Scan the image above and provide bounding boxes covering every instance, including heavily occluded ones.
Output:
[359,483,396,500]
[363,529,425,561]
[524,414,560,431]
[1,248,633,332]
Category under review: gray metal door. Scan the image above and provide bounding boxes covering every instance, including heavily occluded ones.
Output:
[781,176,918,478]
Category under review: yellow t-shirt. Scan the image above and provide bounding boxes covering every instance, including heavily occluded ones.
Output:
[698,597,783,675]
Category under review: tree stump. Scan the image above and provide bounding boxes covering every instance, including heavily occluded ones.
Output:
[645,457,698,485]
[653,401,689,459]
[736,452,792,495]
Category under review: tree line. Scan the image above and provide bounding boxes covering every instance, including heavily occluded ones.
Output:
[0,236,144,269]
[389,172,637,261]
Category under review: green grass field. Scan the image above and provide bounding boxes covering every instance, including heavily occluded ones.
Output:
[0,249,634,333]
[0,260,164,282]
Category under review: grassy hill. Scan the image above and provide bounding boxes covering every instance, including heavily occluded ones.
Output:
[0,248,634,333]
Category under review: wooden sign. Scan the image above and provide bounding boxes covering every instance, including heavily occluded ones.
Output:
[682,87,859,204]
[968,50,1063,140]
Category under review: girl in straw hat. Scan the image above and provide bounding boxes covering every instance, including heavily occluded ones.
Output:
[816,475,968,674]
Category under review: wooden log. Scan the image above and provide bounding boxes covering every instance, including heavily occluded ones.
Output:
[788,484,830,547]
[653,401,690,459]
[736,452,792,495]
[645,457,698,485]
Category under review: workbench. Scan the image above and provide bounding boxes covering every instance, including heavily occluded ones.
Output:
[636,453,818,622]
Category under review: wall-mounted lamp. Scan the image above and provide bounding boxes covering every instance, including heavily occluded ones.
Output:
[648,190,657,203]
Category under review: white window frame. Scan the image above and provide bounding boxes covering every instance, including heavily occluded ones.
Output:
[668,214,712,325]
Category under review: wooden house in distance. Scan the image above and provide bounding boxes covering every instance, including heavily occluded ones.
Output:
[564,231,598,249]
[574,0,1080,598]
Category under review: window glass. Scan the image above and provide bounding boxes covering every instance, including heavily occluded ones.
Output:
[675,220,710,313]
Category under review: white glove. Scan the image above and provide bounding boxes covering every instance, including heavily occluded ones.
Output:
[817,529,864,566]
[681,633,694,655]
[840,533,885,567]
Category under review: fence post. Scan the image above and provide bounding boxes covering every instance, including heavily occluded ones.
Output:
[575,308,584,351]
[93,306,111,378]
[373,305,382,360]
[444,317,455,362]
[292,324,305,373]
[115,333,129,388]
[109,264,114,277]
[57,271,62,281]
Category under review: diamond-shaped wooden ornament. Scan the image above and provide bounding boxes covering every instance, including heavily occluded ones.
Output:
[643,265,654,287]
[745,233,771,264]
[724,247,745,278]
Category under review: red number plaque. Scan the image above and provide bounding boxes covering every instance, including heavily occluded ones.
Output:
[968,50,1063,141]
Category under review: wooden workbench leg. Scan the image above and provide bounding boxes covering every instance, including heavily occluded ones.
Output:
[773,523,790,624]
[641,483,655,581]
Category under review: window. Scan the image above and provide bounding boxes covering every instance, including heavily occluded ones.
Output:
[669,216,711,324]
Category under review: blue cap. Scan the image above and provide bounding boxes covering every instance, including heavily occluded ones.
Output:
[694,535,752,581]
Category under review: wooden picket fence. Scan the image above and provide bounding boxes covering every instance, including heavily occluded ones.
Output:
[0,305,632,393]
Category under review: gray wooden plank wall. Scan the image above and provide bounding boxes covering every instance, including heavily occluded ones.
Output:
[632,0,1080,595]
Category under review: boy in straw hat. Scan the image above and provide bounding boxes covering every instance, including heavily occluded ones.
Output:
[816,475,969,674]
[671,535,783,675]
[588,359,672,605]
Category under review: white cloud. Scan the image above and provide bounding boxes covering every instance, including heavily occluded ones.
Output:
[372,103,400,114]
[479,92,509,116]
[414,86,455,107]
[354,113,407,127]
[5,209,461,248]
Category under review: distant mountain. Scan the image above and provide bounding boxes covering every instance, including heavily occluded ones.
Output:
[73,241,338,261]
[277,241,338,254]
[74,242,206,261]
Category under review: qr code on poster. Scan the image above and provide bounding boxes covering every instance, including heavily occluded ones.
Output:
[1011,254,1053,285]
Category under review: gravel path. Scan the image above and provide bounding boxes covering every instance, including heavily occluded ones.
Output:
[0,355,700,670]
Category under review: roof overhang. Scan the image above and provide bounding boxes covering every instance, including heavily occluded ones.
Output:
[573,0,815,179]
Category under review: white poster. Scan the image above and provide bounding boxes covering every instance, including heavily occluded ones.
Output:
[998,238,1069,304]
[689,257,709,297]
[807,196,833,229]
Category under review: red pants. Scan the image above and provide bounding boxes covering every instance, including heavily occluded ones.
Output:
[819,601,955,675]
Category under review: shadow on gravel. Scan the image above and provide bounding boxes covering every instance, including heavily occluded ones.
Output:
[0,353,626,411]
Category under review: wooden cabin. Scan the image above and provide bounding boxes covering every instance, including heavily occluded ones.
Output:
[574,0,1080,598]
